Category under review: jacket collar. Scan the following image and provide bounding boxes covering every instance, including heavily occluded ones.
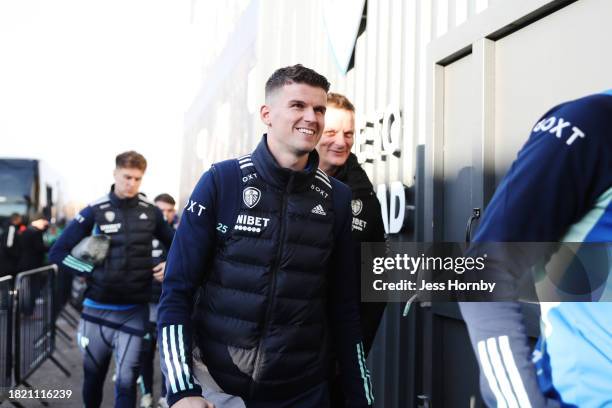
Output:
[251,134,319,193]
[109,185,140,208]
[334,153,373,192]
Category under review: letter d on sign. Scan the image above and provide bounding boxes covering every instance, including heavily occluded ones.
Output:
[389,181,405,234]
[376,184,389,234]
[377,181,406,234]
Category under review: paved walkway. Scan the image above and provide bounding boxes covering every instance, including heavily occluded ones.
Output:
[1,306,162,408]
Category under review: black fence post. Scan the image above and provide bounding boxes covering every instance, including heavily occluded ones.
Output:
[0,276,14,395]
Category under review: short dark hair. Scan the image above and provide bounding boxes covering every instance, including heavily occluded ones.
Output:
[115,151,147,171]
[9,213,22,223]
[154,193,176,206]
[327,92,355,112]
[31,211,45,220]
[265,64,330,100]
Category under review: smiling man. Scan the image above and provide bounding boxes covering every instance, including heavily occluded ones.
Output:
[49,151,174,408]
[317,92,386,249]
[317,93,386,407]
[158,65,373,408]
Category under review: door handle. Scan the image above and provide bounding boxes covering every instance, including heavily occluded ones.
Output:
[465,208,481,243]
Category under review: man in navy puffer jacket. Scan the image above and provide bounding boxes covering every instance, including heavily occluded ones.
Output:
[49,151,175,408]
[158,65,373,408]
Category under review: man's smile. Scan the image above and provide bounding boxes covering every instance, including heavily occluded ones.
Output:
[296,127,316,135]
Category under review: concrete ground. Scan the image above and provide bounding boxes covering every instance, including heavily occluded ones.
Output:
[1,305,163,408]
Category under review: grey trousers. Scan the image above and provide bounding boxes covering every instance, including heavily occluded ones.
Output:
[78,305,148,408]
[192,358,246,408]
[191,358,330,408]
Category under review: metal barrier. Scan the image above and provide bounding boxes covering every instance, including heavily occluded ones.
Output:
[0,267,71,407]
[0,275,14,393]
[14,265,68,384]
[53,267,70,319]
[53,267,80,342]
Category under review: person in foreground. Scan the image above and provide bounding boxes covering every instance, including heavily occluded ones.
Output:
[158,64,373,408]
[460,91,612,407]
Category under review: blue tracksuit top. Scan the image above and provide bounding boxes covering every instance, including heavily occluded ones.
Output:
[460,92,612,407]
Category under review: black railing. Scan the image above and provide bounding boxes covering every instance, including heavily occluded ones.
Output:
[14,266,56,384]
[0,266,70,407]
[0,275,14,394]
[53,267,80,342]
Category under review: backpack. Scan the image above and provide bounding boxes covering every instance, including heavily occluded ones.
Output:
[191,158,241,308]
[210,158,242,242]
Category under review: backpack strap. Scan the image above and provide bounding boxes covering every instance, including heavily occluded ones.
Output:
[210,158,241,240]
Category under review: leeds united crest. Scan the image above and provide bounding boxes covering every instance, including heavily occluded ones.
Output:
[351,199,363,216]
[243,187,261,209]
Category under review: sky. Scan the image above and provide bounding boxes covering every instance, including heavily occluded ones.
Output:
[0,0,202,212]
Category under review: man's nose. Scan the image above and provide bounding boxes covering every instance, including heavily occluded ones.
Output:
[333,132,347,147]
[303,107,317,122]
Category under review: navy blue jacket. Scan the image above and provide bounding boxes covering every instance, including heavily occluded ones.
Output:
[158,136,373,407]
[49,187,174,304]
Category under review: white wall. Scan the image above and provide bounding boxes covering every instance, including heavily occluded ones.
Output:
[425,0,612,240]
[180,0,493,225]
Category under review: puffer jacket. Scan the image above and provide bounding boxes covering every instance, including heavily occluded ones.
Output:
[158,136,373,407]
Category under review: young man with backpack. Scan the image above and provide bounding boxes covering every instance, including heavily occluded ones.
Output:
[158,65,373,408]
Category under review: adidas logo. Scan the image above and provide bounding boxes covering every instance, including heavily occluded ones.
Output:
[139,213,148,220]
[311,204,326,216]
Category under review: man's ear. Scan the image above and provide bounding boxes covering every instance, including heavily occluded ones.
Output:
[260,104,272,127]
